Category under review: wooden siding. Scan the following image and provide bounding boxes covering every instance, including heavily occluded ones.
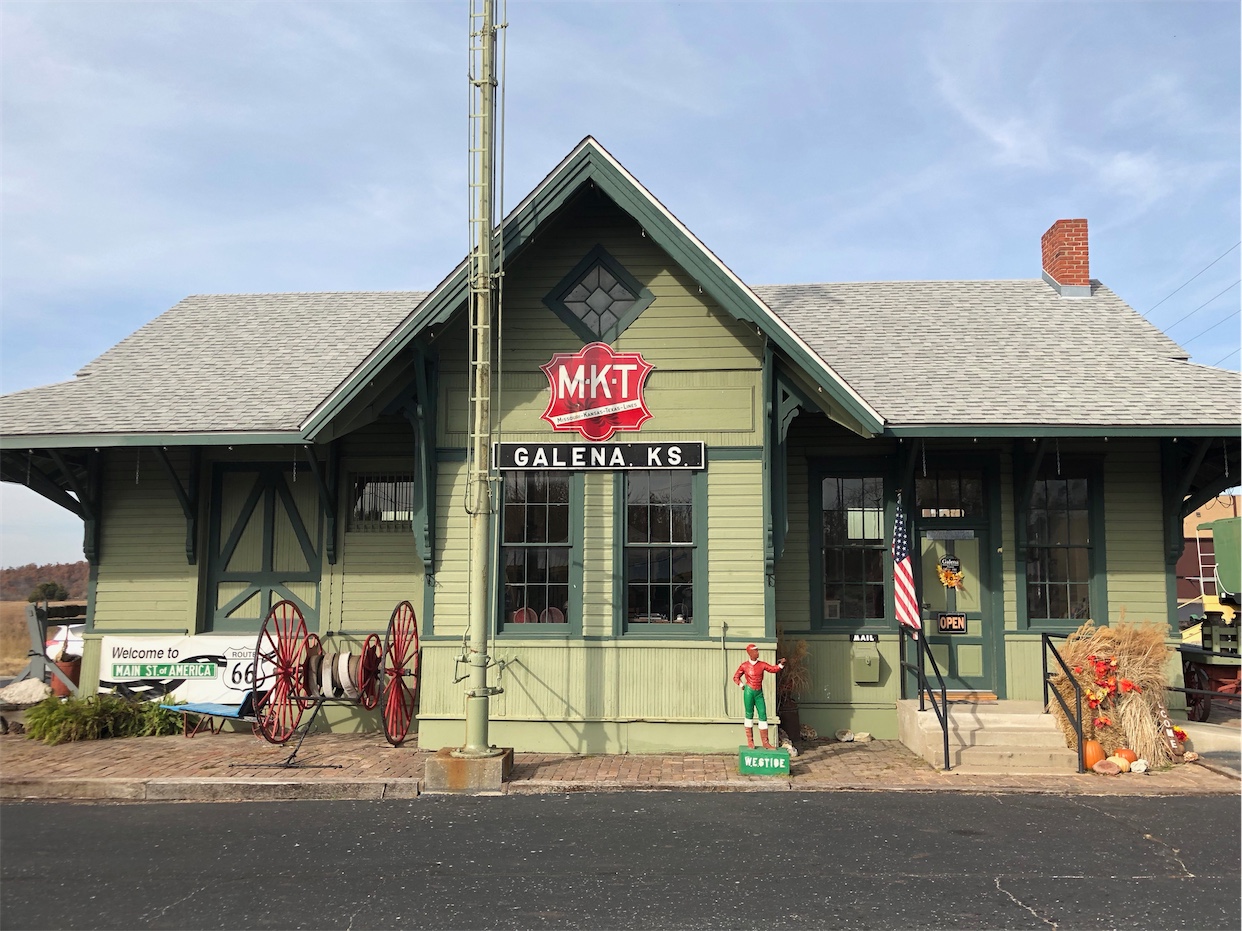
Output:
[435,192,764,449]
[93,449,198,632]
[581,471,614,638]
[775,442,812,629]
[707,459,765,638]
[335,533,422,633]
[998,449,1018,632]
[330,440,424,634]
[430,459,471,638]
[419,641,776,724]
[440,370,760,447]
[1103,441,1169,625]
[341,418,416,460]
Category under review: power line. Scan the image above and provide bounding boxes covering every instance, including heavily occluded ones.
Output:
[1164,279,1240,331]
[1211,346,1240,366]
[1145,241,1241,317]
[1181,308,1240,346]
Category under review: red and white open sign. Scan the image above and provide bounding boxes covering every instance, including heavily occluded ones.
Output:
[539,343,654,442]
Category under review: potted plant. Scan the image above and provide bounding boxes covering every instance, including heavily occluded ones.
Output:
[776,631,810,743]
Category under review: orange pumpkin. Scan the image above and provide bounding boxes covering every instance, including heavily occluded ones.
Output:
[1083,739,1107,769]
[1115,748,1138,764]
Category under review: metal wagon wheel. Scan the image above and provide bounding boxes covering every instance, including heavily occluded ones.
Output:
[381,600,420,745]
[252,600,310,744]
[357,633,383,711]
[1184,662,1212,723]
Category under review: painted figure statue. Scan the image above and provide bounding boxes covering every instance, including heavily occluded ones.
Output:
[732,643,786,749]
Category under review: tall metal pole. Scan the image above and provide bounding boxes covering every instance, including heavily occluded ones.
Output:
[460,0,502,757]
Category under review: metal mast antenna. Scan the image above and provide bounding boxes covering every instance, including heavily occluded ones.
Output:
[459,0,504,758]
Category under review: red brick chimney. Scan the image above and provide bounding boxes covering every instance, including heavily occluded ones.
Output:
[1041,218,1092,296]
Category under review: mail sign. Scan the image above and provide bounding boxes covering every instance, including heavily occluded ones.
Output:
[540,342,654,442]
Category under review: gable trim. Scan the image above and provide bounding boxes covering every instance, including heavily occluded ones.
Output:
[301,137,885,441]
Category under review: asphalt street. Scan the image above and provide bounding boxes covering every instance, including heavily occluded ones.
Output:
[2,793,1238,930]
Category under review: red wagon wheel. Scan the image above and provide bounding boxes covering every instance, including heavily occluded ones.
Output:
[382,600,420,746]
[357,633,383,710]
[252,600,309,744]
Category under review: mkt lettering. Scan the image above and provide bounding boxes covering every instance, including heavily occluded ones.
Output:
[540,343,654,441]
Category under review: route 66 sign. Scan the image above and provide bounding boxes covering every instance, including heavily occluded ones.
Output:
[540,342,654,442]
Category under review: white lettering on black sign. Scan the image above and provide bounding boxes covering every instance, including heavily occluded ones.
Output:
[495,442,705,471]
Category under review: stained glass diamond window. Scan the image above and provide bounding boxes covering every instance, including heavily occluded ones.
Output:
[544,245,654,344]
[563,264,637,337]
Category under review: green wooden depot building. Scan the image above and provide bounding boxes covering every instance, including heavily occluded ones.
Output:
[3,138,1239,751]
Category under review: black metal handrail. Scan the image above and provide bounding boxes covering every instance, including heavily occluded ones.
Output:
[1041,632,1085,773]
[899,626,950,771]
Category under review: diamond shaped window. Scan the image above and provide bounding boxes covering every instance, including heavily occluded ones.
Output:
[544,245,654,344]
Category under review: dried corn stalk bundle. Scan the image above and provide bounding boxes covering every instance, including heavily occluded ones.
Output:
[1046,619,1176,764]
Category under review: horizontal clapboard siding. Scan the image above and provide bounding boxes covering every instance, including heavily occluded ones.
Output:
[93,449,198,631]
[419,641,776,723]
[1104,441,1168,624]
[707,459,765,637]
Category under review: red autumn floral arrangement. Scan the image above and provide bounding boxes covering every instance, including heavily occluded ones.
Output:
[1074,653,1143,732]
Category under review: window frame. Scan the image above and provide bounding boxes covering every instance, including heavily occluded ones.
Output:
[346,471,416,533]
[807,459,894,633]
[496,470,584,638]
[613,469,708,638]
[542,244,656,345]
[1017,460,1107,630]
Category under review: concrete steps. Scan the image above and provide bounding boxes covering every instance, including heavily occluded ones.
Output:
[898,699,1080,773]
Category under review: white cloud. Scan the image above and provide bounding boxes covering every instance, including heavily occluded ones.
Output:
[0,485,84,568]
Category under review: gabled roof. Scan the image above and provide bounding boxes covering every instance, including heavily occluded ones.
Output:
[300,137,884,439]
[0,292,425,445]
[756,280,1240,434]
[1,138,1239,447]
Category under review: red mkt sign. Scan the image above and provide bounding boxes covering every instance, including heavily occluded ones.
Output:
[540,343,655,442]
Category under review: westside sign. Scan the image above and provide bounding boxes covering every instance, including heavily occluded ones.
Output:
[540,342,654,441]
[495,442,704,471]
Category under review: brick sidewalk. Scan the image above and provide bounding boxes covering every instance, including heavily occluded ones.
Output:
[1,729,1237,801]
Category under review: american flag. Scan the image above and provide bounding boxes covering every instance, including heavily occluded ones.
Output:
[893,496,921,635]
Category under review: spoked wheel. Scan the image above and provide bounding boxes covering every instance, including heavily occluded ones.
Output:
[382,600,420,746]
[357,633,382,711]
[253,600,310,744]
[1185,662,1212,723]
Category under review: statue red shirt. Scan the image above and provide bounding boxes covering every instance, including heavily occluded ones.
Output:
[733,658,783,690]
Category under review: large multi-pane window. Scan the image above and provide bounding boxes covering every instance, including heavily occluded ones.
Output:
[1026,474,1092,621]
[502,471,570,625]
[626,470,694,626]
[821,476,886,621]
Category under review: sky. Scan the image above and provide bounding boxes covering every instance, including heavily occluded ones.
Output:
[1,0,1239,567]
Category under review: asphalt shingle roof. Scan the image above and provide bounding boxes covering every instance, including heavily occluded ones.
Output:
[754,280,1240,428]
[1,292,427,437]
[1,280,1237,440]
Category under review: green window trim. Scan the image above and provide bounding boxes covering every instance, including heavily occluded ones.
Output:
[807,459,895,632]
[1016,459,1108,630]
[542,244,655,345]
[612,470,709,638]
[496,471,584,638]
